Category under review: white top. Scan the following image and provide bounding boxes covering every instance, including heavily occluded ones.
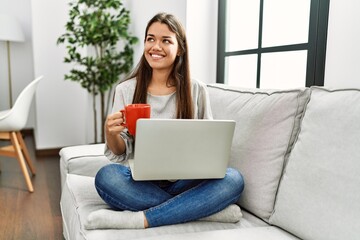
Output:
[104,78,213,164]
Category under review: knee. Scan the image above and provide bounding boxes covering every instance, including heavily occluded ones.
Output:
[224,168,245,196]
[95,164,131,191]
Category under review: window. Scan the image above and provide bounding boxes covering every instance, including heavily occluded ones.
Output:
[217,0,330,88]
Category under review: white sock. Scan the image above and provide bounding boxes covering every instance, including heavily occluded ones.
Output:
[198,204,242,223]
[85,204,242,230]
[85,209,145,230]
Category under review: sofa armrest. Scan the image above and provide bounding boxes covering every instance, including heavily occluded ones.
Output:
[59,144,110,188]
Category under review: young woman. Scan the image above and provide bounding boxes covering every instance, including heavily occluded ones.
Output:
[91,12,244,229]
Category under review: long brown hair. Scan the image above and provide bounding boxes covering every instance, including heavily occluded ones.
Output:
[126,12,193,119]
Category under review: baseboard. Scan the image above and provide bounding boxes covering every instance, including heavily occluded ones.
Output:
[21,128,61,157]
[35,148,61,157]
[21,128,34,137]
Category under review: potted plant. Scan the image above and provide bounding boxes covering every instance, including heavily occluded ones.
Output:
[57,0,138,143]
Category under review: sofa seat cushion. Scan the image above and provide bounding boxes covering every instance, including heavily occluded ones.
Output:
[61,174,269,240]
[59,144,109,188]
[207,84,310,220]
[270,87,360,240]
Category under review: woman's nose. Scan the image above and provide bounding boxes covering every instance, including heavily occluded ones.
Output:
[152,41,162,50]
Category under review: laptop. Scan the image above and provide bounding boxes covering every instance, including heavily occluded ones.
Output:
[128,119,235,181]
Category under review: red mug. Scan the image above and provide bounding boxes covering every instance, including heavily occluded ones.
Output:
[120,104,151,136]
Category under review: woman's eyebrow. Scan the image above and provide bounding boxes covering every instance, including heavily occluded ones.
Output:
[147,33,173,39]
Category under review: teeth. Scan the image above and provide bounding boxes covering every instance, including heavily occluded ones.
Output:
[151,54,163,59]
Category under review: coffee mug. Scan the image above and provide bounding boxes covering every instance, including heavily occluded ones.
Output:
[120,104,151,136]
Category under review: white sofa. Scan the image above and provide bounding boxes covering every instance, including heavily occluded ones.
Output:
[59,83,360,240]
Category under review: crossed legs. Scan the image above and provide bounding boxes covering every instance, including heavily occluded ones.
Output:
[94,164,244,228]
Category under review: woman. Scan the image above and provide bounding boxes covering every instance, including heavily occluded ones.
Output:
[90,12,244,229]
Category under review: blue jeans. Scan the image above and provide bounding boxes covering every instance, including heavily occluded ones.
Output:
[95,164,244,227]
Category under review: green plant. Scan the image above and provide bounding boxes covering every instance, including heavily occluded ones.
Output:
[57,0,138,143]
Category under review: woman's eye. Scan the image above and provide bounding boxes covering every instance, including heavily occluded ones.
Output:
[146,37,154,42]
[163,39,171,44]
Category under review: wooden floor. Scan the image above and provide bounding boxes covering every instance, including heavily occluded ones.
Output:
[0,135,64,240]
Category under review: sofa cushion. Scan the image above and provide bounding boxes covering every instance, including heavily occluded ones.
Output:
[61,174,269,240]
[270,87,360,240]
[207,84,310,220]
[59,144,109,188]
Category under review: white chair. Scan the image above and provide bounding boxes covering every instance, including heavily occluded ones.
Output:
[0,76,43,192]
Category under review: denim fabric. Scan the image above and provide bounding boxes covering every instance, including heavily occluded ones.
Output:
[95,164,244,227]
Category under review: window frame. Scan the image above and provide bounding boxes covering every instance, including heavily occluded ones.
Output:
[216,0,330,88]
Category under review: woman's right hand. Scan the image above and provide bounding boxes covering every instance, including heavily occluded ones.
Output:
[105,111,126,136]
[105,111,127,155]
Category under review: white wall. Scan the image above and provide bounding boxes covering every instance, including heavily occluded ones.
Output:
[324,0,360,88]
[31,0,88,149]
[187,0,218,84]
[2,0,360,150]
[0,1,35,127]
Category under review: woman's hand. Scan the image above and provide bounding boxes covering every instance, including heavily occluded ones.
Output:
[105,111,126,155]
[105,111,126,136]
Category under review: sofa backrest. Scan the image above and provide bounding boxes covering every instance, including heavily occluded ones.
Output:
[207,84,310,221]
[270,86,360,240]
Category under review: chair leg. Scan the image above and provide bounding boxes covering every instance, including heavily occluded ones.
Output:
[10,132,34,193]
[16,132,36,175]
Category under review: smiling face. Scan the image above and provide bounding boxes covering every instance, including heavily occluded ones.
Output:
[144,22,179,74]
